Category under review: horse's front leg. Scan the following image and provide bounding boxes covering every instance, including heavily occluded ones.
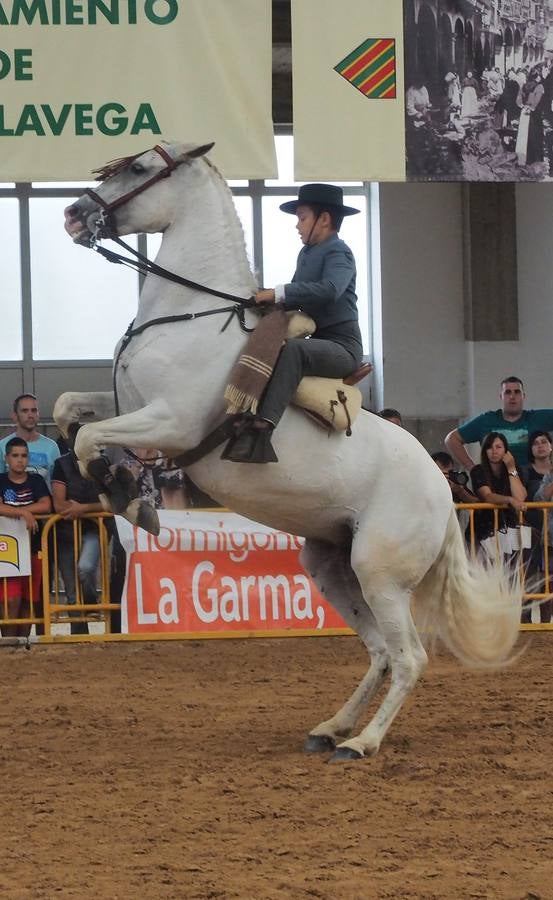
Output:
[74,399,178,535]
[53,391,116,439]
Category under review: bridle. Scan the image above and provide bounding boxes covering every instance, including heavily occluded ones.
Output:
[84,144,178,220]
[82,143,256,312]
[79,143,259,418]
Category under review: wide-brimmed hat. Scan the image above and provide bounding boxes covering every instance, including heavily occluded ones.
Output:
[279,183,360,216]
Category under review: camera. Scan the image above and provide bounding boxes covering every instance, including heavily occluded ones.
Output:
[448,470,469,487]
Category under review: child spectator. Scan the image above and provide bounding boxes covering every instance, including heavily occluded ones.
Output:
[0,437,51,637]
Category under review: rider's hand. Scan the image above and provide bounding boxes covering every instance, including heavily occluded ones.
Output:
[255,289,276,304]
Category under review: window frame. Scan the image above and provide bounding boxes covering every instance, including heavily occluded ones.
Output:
[0,132,376,404]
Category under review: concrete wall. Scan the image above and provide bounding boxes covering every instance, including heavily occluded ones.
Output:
[378,181,553,451]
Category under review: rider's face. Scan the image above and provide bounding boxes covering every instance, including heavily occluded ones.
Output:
[296,205,324,245]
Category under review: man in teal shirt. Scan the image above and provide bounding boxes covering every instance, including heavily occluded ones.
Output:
[445,376,553,469]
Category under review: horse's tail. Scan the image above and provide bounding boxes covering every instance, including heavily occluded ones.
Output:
[413,508,522,668]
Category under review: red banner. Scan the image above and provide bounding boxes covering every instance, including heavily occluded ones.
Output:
[116,512,350,636]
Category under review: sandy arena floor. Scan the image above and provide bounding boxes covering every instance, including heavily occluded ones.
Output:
[1,633,552,899]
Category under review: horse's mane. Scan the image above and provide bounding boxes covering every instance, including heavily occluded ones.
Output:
[93,151,143,182]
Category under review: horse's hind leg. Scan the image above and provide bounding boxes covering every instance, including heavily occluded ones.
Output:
[301,539,390,753]
[331,570,428,761]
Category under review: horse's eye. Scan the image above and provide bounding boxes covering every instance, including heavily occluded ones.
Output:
[130,163,145,175]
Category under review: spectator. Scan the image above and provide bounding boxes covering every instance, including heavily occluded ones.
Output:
[445,376,553,471]
[378,408,403,427]
[0,394,59,487]
[0,437,51,637]
[51,448,106,636]
[470,432,527,562]
[522,430,553,508]
[432,450,477,544]
[431,451,477,504]
[112,447,164,508]
[529,434,553,623]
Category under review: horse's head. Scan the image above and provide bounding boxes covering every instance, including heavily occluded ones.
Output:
[64,141,214,244]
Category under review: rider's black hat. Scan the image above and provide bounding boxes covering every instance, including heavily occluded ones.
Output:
[279,183,360,216]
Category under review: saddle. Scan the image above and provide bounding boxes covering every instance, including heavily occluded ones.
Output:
[287,313,372,433]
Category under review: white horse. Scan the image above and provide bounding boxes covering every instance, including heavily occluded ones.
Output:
[56,141,522,761]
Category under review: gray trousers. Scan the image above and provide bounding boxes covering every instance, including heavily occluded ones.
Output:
[259,337,361,427]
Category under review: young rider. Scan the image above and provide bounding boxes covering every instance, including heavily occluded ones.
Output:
[224,183,364,463]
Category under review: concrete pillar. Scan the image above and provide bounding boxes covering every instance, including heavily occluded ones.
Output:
[462,183,518,341]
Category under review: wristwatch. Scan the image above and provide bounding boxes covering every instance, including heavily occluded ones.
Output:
[508,470,518,477]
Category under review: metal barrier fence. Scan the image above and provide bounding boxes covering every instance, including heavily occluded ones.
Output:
[1,504,553,641]
[0,513,119,643]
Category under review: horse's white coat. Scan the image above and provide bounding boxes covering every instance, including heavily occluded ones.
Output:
[55,142,522,758]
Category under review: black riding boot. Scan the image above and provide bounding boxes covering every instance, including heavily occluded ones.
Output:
[222,418,278,464]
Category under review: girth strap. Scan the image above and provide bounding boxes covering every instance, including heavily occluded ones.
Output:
[172,416,240,468]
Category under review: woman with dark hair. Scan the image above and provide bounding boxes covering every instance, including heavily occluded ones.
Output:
[470,431,527,559]
[523,430,553,504]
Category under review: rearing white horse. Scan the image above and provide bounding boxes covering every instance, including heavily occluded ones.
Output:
[56,141,522,761]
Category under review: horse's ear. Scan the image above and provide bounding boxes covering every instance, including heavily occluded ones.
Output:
[186,142,215,160]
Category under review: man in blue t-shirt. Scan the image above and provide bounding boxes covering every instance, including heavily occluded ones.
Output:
[0,393,59,487]
[445,375,553,470]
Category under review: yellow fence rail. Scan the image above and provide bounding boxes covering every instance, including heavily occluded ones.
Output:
[1,504,552,642]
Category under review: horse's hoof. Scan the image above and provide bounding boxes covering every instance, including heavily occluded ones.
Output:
[304,734,336,754]
[114,465,140,500]
[328,746,364,763]
[136,502,160,536]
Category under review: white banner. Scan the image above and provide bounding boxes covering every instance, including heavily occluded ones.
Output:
[0,0,276,180]
[291,0,406,182]
[0,516,31,578]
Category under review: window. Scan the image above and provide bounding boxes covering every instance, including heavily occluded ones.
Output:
[30,198,139,360]
[0,199,23,360]
[1,139,374,369]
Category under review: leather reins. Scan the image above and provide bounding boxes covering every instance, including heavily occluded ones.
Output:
[81,145,258,417]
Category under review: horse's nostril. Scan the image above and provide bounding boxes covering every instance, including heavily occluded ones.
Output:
[65,203,79,218]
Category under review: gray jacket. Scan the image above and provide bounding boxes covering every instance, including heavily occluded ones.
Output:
[283,234,360,338]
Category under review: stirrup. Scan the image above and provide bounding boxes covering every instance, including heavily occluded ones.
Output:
[222,424,278,463]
